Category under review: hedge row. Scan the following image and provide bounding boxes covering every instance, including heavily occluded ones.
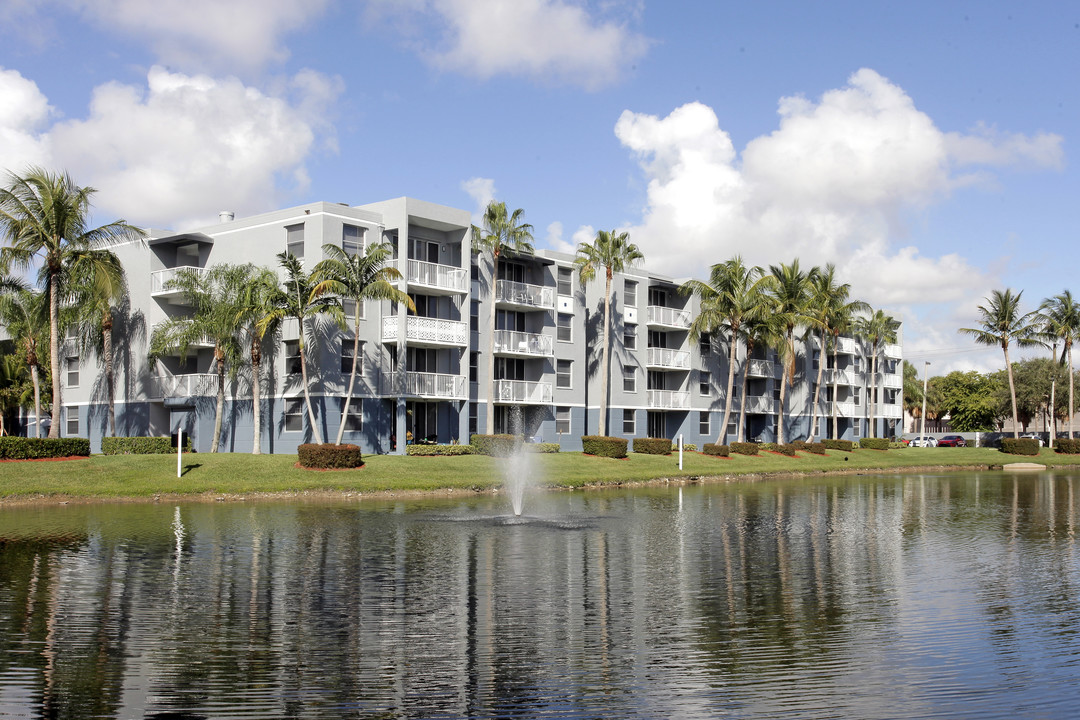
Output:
[672,442,698,452]
[405,444,475,456]
[102,436,193,455]
[702,443,730,457]
[859,437,890,450]
[581,435,628,458]
[0,437,91,460]
[298,443,364,469]
[731,442,759,456]
[824,439,855,452]
[1000,438,1040,456]
[762,443,797,456]
[524,443,561,453]
[633,437,671,455]
[470,434,521,457]
[806,442,826,455]
[1055,438,1080,454]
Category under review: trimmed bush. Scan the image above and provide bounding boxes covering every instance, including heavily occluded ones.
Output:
[633,437,672,455]
[1055,438,1080,454]
[808,442,826,455]
[670,442,698,452]
[759,442,778,452]
[763,443,796,456]
[860,437,890,451]
[792,440,808,451]
[524,443,561,453]
[405,444,475,456]
[0,437,90,460]
[1000,438,1040,456]
[102,436,193,455]
[823,439,855,452]
[470,434,521,457]
[581,435,628,458]
[298,443,364,469]
[731,442,759,456]
[702,443,730,457]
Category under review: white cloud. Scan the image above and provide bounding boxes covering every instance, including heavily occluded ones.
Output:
[370,0,650,89]
[945,122,1063,169]
[544,220,575,254]
[461,177,496,225]
[0,68,54,173]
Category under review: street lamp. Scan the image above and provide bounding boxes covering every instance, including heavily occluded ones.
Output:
[920,361,930,446]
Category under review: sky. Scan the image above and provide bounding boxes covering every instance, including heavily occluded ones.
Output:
[1,0,1077,376]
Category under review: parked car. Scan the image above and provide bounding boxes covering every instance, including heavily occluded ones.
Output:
[909,436,938,447]
[1019,433,1045,446]
[937,435,967,447]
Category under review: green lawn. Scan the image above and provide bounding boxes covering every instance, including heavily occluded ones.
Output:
[1,445,1075,502]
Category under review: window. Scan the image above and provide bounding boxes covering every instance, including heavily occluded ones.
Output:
[699,370,710,396]
[623,409,635,435]
[557,360,572,389]
[66,356,79,387]
[341,399,362,432]
[624,325,636,350]
[342,224,364,256]
[340,339,365,376]
[813,350,820,370]
[285,398,304,432]
[557,313,572,342]
[624,280,638,307]
[557,267,573,296]
[469,404,478,434]
[286,223,304,259]
[854,355,862,373]
[66,405,78,436]
[854,387,862,405]
[470,352,478,383]
[699,332,711,356]
[341,298,364,320]
[556,406,571,434]
[285,340,302,375]
[471,300,479,332]
[623,365,636,392]
[853,418,862,437]
[699,411,710,436]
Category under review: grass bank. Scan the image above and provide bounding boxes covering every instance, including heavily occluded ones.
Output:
[1,446,1076,504]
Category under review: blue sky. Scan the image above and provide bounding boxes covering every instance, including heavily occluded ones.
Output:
[1,1,1076,374]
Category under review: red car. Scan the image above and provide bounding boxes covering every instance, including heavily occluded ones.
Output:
[937,435,967,447]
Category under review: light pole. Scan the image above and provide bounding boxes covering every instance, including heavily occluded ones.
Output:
[920,361,930,446]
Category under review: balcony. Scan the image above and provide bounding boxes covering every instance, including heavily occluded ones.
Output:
[879,373,903,389]
[493,330,553,357]
[151,266,207,304]
[646,305,692,329]
[646,347,690,370]
[149,373,216,400]
[739,397,777,414]
[884,343,902,358]
[406,259,468,295]
[827,401,858,416]
[382,371,467,400]
[647,389,690,410]
[495,280,554,310]
[382,316,468,348]
[745,359,776,378]
[494,379,552,405]
[149,323,214,355]
[877,404,903,419]
[824,368,856,385]
[835,337,858,355]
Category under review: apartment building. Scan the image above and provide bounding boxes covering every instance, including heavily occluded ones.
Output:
[57,197,903,453]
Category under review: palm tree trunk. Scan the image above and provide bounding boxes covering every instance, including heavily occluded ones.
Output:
[869,345,878,438]
[336,317,362,445]
[298,327,324,444]
[777,333,792,444]
[486,253,498,435]
[599,270,612,436]
[809,329,826,442]
[211,352,225,452]
[1004,344,1019,438]
[832,337,840,440]
[251,338,262,454]
[103,314,115,437]
[48,274,60,438]
[738,343,750,442]
[718,328,737,444]
[31,363,41,439]
[1069,342,1075,440]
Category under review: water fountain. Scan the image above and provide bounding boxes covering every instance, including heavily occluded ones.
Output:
[502,406,532,516]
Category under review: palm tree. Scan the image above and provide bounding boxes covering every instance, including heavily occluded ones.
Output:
[959,289,1042,438]
[260,251,344,445]
[680,256,767,444]
[0,167,145,437]
[0,284,47,437]
[473,201,534,435]
[855,308,900,438]
[902,360,923,430]
[235,266,283,454]
[313,241,414,445]
[738,312,780,442]
[575,229,644,436]
[1038,290,1080,439]
[149,264,251,452]
[763,260,818,444]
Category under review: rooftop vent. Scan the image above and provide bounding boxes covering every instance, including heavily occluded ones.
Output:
[219,210,235,223]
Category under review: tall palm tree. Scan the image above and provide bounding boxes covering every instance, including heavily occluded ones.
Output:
[738,311,780,443]
[855,308,900,438]
[575,229,644,436]
[902,360,923,431]
[235,266,283,454]
[473,201,534,435]
[680,256,767,444]
[0,284,47,437]
[959,289,1042,439]
[149,264,251,452]
[0,167,145,437]
[763,260,818,444]
[313,241,414,445]
[260,252,343,445]
[1038,290,1080,439]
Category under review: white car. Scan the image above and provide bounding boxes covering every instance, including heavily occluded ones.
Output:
[1019,434,1045,447]
[909,436,938,447]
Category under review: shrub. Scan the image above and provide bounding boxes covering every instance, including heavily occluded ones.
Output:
[102,436,193,455]
[1055,438,1080,454]
[823,439,855,452]
[633,437,671,455]
[405,444,475,456]
[702,443,730,457]
[298,443,364,469]
[860,437,890,451]
[731,442,759,456]
[1000,438,1040,456]
[762,443,796,456]
[792,440,808,451]
[470,434,521,457]
[524,443,560,453]
[581,435,628,458]
[889,441,907,449]
[0,437,90,460]
[670,442,697,452]
[808,442,826,455]
[759,442,778,452]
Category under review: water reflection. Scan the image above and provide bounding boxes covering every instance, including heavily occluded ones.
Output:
[0,472,1079,718]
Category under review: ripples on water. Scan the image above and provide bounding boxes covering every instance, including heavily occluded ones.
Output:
[1,471,1079,718]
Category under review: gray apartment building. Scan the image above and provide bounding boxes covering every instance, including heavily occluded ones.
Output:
[56,197,903,453]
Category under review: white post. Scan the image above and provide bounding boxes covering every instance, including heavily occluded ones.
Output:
[177,426,182,478]
[678,433,683,469]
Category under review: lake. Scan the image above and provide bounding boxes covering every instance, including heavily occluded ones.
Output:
[1,470,1078,719]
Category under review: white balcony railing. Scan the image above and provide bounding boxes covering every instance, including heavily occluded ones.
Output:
[493,330,553,357]
[647,389,690,410]
[745,359,776,378]
[827,401,858,416]
[149,373,216,400]
[739,396,777,414]
[495,280,555,310]
[646,347,691,370]
[824,368,856,385]
[646,305,692,329]
[835,337,858,355]
[877,404,903,419]
[382,316,468,346]
[884,343,902,358]
[494,379,552,405]
[880,373,903,389]
[383,371,467,400]
[406,259,468,294]
[151,266,207,296]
